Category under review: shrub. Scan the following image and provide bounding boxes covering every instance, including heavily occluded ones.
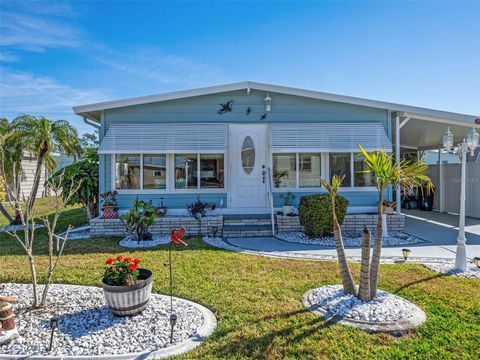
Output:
[0,177,5,202]
[299,193,349,237]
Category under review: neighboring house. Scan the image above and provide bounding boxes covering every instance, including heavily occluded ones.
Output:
[5,152,75,200]
[73,81,479,215]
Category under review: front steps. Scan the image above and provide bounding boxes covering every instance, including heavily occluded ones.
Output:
[222,214,274,238]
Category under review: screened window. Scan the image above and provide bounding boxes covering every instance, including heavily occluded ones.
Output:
[175,154,197,189]
[354,153,376,187]
[200,154,224,188]
[329,153,351,187]
[273,153,296,188]
[115,154,141,189]
[299,153,321,188]
[143,154,166,189]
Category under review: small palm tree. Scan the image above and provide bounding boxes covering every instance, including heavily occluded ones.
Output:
[11,115,81,214]
[320,175,357,296]
[358,144,433,299]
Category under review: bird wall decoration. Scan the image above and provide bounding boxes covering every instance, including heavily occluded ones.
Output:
[246,106,251,115]
[218,100,233,114]
[260,113,267,120]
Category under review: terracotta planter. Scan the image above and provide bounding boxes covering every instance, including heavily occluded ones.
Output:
[102,205,118,219]
[102,269,153,316]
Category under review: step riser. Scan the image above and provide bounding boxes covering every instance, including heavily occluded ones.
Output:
[223,220,272,226]
[224,232,273,238]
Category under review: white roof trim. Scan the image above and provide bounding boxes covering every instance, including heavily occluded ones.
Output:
[74,81,479,124]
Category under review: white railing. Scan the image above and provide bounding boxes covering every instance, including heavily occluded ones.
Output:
[267,166,275,235]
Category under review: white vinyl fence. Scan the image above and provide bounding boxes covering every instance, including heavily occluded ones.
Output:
[427,163,480,218]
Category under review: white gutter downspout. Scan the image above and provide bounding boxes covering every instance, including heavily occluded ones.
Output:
[83,116,101,129]
[395,114,410,214]
[438,147,444,212]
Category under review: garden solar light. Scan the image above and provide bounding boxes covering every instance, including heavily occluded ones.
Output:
[169,313,177,344]
[474,257,480,269]
[211,226,218,238]
[402,248,411,261]
[47,317,58,352]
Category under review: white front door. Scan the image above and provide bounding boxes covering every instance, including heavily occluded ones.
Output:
[229,124,268,208]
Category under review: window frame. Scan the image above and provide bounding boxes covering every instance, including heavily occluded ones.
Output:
[112,153,226,194]
[271,152,376,192]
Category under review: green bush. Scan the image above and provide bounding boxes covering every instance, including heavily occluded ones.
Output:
[299,194,349,237]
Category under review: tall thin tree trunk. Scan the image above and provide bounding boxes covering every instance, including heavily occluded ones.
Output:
[332,198,357,296]
[358,226,371,301]
[27,253,39,308]
[369,192,384,299]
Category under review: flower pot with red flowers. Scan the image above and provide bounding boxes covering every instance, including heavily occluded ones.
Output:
[100,191,118,219]
[102,256,153,316]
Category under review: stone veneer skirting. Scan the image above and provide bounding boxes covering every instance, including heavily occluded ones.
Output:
[276,214,405,234]
[90,216,223,237]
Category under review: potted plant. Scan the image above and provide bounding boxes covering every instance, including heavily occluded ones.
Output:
[187,196,208,219]
[100,191,118,219]
[382,200,396,214]
[281,192,296,215]
[273,167,289,188]
[156,197,168,218]
[102,255,153,316]
[120,197,156,243]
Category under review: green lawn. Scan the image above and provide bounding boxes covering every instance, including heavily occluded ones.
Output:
[1,205,479,359]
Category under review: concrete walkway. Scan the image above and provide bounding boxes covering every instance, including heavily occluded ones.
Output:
[208,210,480,263]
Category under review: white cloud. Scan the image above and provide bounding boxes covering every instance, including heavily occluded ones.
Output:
[0,67,111,115]
[0,50,19,62]
[95,46,231,88]
[0,4,82,52]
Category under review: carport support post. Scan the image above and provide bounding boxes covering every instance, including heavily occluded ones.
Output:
[395,115,401,214]
[394,115,410,214]
[438,147,444,212]
[455,141,468,271]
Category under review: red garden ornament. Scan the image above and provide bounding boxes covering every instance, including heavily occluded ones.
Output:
[167,228,187,344]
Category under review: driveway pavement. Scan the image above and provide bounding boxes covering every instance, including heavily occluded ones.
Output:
[220,210,480,262]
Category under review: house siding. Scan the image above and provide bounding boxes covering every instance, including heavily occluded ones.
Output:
[97,89,390,210]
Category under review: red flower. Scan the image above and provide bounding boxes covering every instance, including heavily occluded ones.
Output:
[124,257,132,263]
[116,255,124,261]
[105,258,114,265]
[133,258,141,264]
[129,264,137,271]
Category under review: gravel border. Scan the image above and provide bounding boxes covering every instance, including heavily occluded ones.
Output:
[56,225,91,240]
[275,232,424,248]
[119,235,170,248]
[303,286,426,334]
[202,236,458,264]
[0,224,44,233]
[423,262,480,279]
[0,284,217,360]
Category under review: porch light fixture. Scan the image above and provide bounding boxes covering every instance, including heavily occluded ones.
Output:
[442,127,454,151]
[264,93,272,112]
[466,127,480,156]
[474,257,480,269]
[442,126,480,272]
[402,248,411,261]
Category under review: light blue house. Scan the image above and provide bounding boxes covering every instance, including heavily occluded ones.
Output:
[74,81,478,218]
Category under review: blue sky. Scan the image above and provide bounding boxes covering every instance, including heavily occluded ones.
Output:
[1,0,479,135]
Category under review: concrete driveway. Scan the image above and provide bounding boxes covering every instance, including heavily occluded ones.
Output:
[222,210,480,262]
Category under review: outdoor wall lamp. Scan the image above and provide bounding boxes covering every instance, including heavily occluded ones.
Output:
[264,93,272,112]
[473,257,480,269]
[402,248,411,261]
[442,126,480,271]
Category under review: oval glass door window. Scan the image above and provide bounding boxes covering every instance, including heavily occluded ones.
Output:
[241,136,255,174]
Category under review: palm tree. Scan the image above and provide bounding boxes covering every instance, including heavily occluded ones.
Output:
[11,115,81,214]
[0,118,24,222]
[358,144,433,299]
[320,175,357,296]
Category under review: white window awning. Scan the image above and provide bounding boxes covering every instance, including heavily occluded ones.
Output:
[269,123,392,153]
[99,123,227,154]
